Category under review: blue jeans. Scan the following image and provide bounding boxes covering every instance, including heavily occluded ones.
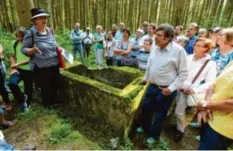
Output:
[73,43,85,63]
[0,139,15,150]
[198,124,233,150]
[8,69,33,106]
[142,84,176,140]
[0,74,10,104]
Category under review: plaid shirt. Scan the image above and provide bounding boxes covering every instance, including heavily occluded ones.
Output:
[211,48,233,76]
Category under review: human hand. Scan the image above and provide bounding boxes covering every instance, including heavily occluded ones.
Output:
[10,68,19,75]
[140,80,147,85]
[159,87,172,96]
[32,45,42,54]
[11,63,19,68]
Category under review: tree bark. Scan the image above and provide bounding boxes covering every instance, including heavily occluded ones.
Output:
[15,0,34,28]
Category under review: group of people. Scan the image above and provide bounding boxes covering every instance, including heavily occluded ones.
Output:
[70,22,155,70]
[136,23,233,150]
[0,6,233,150]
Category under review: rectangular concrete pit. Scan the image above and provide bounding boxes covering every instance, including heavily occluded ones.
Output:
[59,63,146,137]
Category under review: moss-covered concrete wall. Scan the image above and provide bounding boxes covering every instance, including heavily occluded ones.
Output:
[58,63,146,137]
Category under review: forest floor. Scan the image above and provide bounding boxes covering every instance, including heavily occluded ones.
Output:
[2,101,200,150]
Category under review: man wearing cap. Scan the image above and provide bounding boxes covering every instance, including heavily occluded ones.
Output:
[22,8,60,107]
[130,29,144,58]
[114,22,125,41]
[70,23,85,63]
[82,27,94,59]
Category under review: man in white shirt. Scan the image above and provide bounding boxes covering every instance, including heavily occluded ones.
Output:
[138,24,188,144]
[139,23,156,49]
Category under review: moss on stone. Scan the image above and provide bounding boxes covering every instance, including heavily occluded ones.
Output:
[59,64,146,137]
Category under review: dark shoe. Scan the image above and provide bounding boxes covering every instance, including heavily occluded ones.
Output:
[173,129,184,142]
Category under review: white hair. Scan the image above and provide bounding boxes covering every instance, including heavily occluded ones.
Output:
[177,36,189,44]
[96,25,102,30]
[199,28,207,33]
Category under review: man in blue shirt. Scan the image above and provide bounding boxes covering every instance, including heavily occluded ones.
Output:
[185,23,198,55]
[70,23,85,63]
[114,22,125,41]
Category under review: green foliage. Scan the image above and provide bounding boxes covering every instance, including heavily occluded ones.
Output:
[118,138,134,150]
[0,26,15,69]
[49,119,79,144]
[147,139,169,150]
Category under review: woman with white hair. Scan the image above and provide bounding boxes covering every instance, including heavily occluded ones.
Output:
[198,28,208,38]
[175,36,190,48]
[93,25,105,68]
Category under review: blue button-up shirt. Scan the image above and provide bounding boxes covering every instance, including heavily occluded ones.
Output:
[185,35,197,55]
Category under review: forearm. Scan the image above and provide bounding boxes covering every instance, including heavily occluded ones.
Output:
[10,55,16,65]
[205,84,215,102]
[207,99,233,113]
[16,60,29,66]
[114,49,123,54]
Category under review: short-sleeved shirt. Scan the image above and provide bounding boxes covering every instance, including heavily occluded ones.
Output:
[115,40,133,60]
[208,61,233,140]
[94,33,104,50]
[11,42,30,70]
[211,48,233,76]
[104,39,117,57]
[137,50,150,70]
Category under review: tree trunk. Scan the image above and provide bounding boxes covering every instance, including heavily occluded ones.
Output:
[15,0,34,28]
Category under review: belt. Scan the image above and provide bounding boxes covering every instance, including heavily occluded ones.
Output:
[150,83,168,88]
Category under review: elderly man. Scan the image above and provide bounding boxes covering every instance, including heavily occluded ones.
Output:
[131,29,144,58]
[70,23,85,63]
[114,22,125,41]
[138,24,188,144]
[111,24,117,37]
[175,36,189,48]
[185,23,199,54]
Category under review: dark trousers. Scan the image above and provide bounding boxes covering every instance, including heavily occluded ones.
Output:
[84,44,91,58]
[198,124,233,150]
[142,84,176,140]
[8,69,33,105]
[106,57,113,66]
[34,65,60,107]
[0,74,10,104]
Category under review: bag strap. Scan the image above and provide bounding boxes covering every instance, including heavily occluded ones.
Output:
[13,40,19,58]
[30,29,35,47]
[191,59,210,84]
